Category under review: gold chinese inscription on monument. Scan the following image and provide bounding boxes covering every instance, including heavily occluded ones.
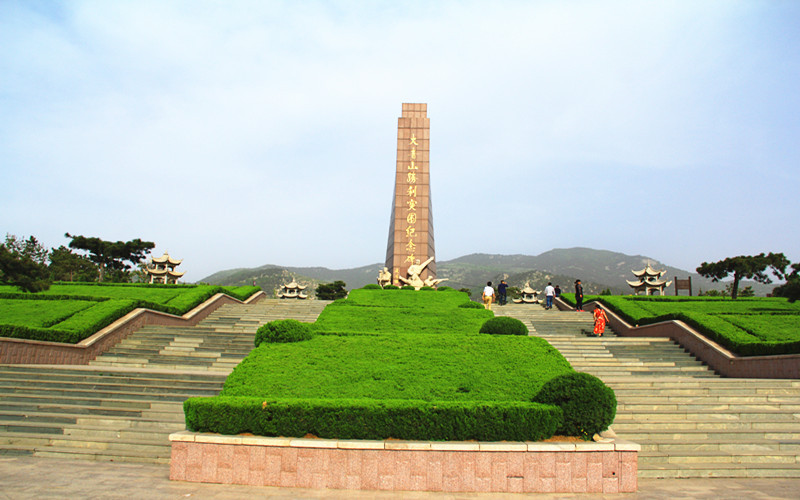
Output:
[404,134,419,266]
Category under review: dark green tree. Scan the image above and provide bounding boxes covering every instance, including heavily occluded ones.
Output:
[506,286,521,301]
[48,245,98,282]
[315,280,347,300]
[696,252,789,300]
[0,235,50,292]
[65,233,155,282]
[4,234,50,264]
[773,263,800,303]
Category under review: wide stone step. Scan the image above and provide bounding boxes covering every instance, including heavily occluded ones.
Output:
[0,380,220,396]
[619,429,800,441]
[0,386,208,402]
[613,420,800,432]
[0,432,170,452]
[0,443,171,464]
[613,411,800,423]
[88,361,232,372]
[638,463,800,478]
[0,365,227,381]
[0,419,183,439]
[618,403,800,412]
[0,375,224,391]
[638,440,800,453]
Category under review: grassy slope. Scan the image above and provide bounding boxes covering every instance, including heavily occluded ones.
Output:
[223,334,570,402]
[222,289,574,403]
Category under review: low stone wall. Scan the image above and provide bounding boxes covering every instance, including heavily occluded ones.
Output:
[169,432,639,493]
[555,297,800,379]
[0,291,266,365]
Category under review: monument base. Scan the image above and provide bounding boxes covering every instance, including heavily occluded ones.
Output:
[169,432,639,493]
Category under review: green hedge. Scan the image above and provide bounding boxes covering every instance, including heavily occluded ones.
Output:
[479,316,529,336]
[255,319,314,346]
[184,397,562,442]
[534,372,616,439]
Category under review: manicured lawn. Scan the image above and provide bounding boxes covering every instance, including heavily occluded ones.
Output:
[561,294,800,356]
[0,299,98,328]
[0,283,261,344]
[223,333,571,401]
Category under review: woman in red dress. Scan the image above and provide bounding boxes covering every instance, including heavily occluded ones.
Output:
[593,306,609,337]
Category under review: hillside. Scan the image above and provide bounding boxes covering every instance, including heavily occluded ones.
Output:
[198,248,774,297]
[199,263,381,298]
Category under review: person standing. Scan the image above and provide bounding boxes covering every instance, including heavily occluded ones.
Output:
[544,282,555,310]
[497,280,508,306]
[593,305,609,336]
[575,280,584,312]
[554,285,562,298]
[482,281,495,310]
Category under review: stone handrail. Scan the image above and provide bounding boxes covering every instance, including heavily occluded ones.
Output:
[0,291,266,365]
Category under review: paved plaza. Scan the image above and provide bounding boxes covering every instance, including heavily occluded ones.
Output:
[2,455,800,499]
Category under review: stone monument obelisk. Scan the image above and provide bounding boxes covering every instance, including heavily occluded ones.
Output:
[385,103,436,286]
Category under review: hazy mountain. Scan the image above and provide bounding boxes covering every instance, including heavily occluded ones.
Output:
[199,263,382,298]
[198,247,775,297]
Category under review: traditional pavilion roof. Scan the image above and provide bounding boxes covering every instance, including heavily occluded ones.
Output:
[151,252,182,266]
[626,278,670,288]
[631,263,666,279]
[520,282,540,294]
[282,280,307,290]
[147,268,184,277]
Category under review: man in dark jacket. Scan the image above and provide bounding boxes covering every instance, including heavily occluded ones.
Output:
[575,280,584,312]
[497,280,508,305]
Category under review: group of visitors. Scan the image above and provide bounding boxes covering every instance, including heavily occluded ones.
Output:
[480,277,609,336]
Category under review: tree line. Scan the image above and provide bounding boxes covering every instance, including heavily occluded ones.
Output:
[696,252,799,301]
[0,233,155,293]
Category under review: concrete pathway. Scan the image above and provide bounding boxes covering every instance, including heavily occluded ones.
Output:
[2,455,799,499]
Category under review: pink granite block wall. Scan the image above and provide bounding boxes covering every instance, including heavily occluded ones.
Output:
[169,438,639,493]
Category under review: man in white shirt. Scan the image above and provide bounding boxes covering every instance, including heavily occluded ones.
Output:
[544,282,556,310]
[482,281,495,310]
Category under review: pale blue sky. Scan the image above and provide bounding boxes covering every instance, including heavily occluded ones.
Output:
[2,1,798,281]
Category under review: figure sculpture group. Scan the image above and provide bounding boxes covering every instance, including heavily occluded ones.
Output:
[378,257,447,290]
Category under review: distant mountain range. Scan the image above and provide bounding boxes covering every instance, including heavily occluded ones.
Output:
[199,247,773,298]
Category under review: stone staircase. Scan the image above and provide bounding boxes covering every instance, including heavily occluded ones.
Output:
[496,304,800,478]
[0,298,329,463]
[0,365,225,463]
[89,299,330,372]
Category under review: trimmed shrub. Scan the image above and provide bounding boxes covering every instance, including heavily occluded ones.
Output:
[384,285,399,290]
[479,316,528,336]
[184,396,562,442]
[362,284,382,290]
[401,285,416,291]
[420,286,435,291]
[533,372,616,439]
[458,301,485,309]
[437,286,453,291]
[255,319,313,346]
